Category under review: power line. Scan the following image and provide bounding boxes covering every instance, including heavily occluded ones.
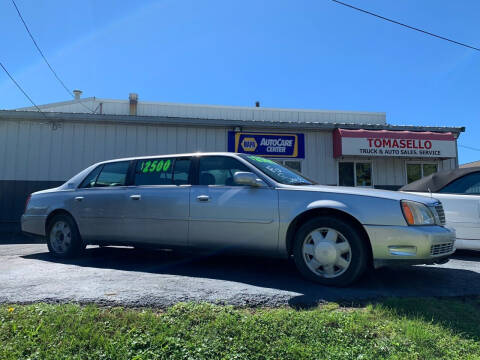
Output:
[459,144,480,152]
[10,0,96,113]
[0,61,47,117]
[331,0,480,52]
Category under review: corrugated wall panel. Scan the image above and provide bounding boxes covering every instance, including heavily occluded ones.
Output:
[4,121,19,180]
[0,118,457,186]
[37,123,49,179]
[15,121,30,181]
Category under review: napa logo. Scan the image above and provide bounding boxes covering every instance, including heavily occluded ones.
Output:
[241,137,257,152]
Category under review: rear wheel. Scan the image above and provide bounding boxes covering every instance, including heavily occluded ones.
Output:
[46,214,83,258]
[293,216,368,287]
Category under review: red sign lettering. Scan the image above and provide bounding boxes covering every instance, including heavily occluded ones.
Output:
[367,138,434,149]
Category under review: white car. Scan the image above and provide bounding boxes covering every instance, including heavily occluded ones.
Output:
[401,167,480,251]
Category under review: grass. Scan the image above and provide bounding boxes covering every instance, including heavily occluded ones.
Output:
[1,298,479,360]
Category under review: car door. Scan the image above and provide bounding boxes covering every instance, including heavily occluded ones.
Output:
[69,160,132,242]
[123,157,192,246]
[433,172,480,240]
[189,155,278,253]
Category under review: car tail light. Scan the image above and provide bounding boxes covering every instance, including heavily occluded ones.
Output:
[24,194,31,213]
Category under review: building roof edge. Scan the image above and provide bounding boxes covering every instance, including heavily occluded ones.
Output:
[0,110,465,134]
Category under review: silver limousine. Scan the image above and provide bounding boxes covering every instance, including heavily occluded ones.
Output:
[22,152,455,286]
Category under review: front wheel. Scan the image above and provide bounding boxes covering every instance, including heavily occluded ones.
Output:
[46,214,84,258]
[293,216,368,287]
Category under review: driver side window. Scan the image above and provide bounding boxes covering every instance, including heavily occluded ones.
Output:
[198,156,250,186]
[439,172,480,194]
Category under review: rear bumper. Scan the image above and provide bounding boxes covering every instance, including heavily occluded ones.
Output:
[21,214,47,236]
[364,224,456,267]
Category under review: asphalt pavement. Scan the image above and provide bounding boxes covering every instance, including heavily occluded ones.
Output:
[1,243,479,307]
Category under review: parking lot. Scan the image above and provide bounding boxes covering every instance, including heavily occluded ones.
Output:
[1,242,479,308]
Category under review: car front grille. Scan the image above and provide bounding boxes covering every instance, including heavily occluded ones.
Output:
[430,242,454,256]
[434,203,446,225]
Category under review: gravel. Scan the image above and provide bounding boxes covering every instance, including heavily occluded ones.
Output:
[1,243,479,308]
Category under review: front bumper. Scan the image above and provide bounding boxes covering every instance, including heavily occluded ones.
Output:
[364,225,456,268]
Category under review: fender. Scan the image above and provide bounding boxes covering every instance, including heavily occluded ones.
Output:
[306,199,351,214]
[279,199,368,257]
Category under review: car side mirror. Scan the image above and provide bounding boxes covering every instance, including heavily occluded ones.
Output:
[233,172,264,187]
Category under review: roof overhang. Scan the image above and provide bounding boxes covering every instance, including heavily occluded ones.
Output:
[0,110,466,135]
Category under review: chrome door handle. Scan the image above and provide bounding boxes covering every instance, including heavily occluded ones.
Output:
[74,196,84,202]
[197,195,210,202]
[130,194,141,200]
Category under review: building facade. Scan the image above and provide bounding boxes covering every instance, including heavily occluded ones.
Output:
[0,94,464,231]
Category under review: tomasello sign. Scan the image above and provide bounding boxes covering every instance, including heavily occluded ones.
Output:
[333,129,456,158]
[228,131,305,158]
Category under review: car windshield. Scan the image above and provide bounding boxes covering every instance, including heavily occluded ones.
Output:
[240,154,315,185]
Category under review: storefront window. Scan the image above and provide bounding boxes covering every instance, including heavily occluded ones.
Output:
[273,160,302,173]
[338,161,372,187]
[356,163,372,187]
[423,164,438,177]
[339,162,354,186]
[407,164,422,184]
[407,163,438,183]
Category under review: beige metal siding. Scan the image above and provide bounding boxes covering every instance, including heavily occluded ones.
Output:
[372,158,407,187]
[303,131,337,185]
[0,118,459,186]
[0,119,228,181]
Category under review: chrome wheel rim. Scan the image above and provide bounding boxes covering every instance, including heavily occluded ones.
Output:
[302,227,352,278]
[50,221,72,254]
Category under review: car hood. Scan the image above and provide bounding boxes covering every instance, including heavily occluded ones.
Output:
[279,184,440,205]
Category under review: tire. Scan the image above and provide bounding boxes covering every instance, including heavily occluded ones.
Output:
[293,216,368,287]
[46,214,84,258]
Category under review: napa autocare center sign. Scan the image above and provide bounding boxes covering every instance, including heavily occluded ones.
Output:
[333,129,456,158]
[228,131,305,158]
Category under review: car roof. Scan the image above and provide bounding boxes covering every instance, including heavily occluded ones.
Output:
[96,152,243,165]
[400,166,480,192]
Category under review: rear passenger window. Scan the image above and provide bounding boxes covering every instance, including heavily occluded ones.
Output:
[134,157,192,186]
[94,161,130,187]
[135,158,174,185]
[173,158,192,185]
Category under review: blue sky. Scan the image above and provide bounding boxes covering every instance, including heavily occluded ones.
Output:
[1,0,479,164]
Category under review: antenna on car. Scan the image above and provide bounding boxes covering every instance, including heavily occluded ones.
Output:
[428,187,432,197]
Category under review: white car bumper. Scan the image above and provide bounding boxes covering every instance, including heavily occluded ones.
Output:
[455,239,480,251]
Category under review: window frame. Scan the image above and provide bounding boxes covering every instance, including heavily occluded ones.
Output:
[132,156,194,187]
[337,160,374,188]
[78,164,103,189]
[405,161,439,184]
[195,155,255,187]
[78,161,134,189]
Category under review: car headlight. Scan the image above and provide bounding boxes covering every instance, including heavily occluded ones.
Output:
[401,200,436,225]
